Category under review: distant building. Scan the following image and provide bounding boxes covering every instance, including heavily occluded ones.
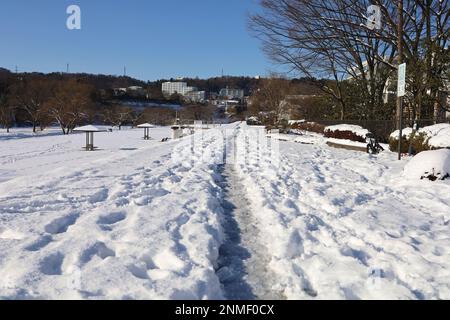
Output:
[162,82,197,96]
[113,88,127,96]
[219,88,244,100]
[185,91,206,103]
[113,86,146,98]
[127,86,146,96]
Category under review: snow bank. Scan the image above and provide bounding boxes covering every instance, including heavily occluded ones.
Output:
[419,123,450,137]
[403,149,450,180]
[427,125,450,149]
[324,124,370,139]
[288,120,306,125]
[390,127,414,140]
[390,123,450,149]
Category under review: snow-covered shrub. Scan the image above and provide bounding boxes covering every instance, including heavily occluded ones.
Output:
[403,149,450,181]
[246,116,261,126]
[424,124,450,149]
[389,123,450,153]
[388,131,430,154]
[277,118,290,131]
[324,124,370,143]
[290,121,325,134]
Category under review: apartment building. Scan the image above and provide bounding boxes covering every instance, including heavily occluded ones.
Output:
[219,88,244,100]
[162,82,197,96]
[185,90,206,103]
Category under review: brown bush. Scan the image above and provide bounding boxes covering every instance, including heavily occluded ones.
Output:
[324,129,366,142]
[291,122,325,134]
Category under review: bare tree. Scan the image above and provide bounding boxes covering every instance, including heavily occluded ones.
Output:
[44,79,94,134]
[141,108,175,126]
[180,105,215,122]
[372,0,449,123]
[10,78,51,132]
[0,93,15,133]
[249,0,449,122]
[249,0,383,120]
[102,105,133,130]
[128,110,144,128]
[249,77,292,123]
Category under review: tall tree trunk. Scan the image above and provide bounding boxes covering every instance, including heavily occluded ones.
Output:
[434,100,441,124]
[340,102,345,121]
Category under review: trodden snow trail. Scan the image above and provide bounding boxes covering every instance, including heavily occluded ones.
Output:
[216,126,285,300]
[0,130,226,299]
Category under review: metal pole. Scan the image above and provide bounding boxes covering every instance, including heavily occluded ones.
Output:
[397,98,404,160]
[86,132,89,150]
[396,0,404,160]
[91,132,94,150]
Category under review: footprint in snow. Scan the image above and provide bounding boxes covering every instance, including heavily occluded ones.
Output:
[25,235,53,251]
[40,252,64,275]
[88,188,109,204]
[79,242,115,266]
[44,213,80,235]
[97,211,127,225]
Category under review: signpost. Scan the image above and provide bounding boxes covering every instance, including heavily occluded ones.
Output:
[397,63,406,160]
[398,63,406,97]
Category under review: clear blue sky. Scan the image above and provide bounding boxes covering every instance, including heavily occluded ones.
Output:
[0,0,271,81]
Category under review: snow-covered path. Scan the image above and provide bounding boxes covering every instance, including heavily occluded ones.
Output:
[216,162,284,300]
[0,124,449,299]
[237,128,450,299]
[213,125,286,300]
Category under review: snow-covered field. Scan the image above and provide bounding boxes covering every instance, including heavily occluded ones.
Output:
[0,124,449,300]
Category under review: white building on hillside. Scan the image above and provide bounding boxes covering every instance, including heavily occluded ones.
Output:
[185,91,206,103]
[219,88,244,99]
[162,82,197,96]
